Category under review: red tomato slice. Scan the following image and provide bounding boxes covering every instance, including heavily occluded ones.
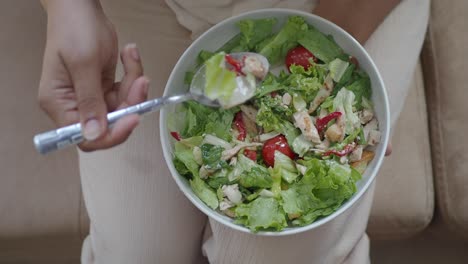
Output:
[262,135,295,167]
[244,149,257,161]
[285,45,317,72]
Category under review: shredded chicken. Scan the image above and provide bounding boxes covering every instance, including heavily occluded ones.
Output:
[293,110,321,144]
[221,142,263,160]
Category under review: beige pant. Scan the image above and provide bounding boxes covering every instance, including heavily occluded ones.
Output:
[79,0,429,263]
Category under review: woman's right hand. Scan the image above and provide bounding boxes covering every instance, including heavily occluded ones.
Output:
[39,0,149,151]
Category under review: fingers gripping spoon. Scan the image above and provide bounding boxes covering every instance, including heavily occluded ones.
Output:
[33,52,269,154]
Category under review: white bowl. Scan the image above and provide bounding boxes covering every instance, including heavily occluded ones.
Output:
[160,8,390,236]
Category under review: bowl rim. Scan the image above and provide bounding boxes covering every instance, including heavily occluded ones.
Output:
[160,8,390,236]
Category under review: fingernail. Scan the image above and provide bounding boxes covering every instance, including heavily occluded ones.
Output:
[129,43,140,61]
[83,119,102,141]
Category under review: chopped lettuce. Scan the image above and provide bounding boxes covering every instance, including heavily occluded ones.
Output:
[190,176,219,209]
[204,52,238,106]
[237,18,277,50]
[255,95,293,132]
[298,26,343,63]
[273,151,298,183]
[259,16,309,65]
[345,73,372,110]
[283,158,360,226]
[292,135,313,157]
[182,101,235,141]
[329,58,349,82]
[235,197,287,232]
[255,73,285,97]
[333,88,361,135]
[239,167,273,188]
[174,141,200,178]
[200,144,228,170]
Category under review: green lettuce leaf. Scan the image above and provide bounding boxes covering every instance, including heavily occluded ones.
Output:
[273,151,298,183]
[281,158,361,226]
[333,88,361,135]
[174,141,200,178]
[181,101,235,141]
[345,73,372,110]
[239,167,273,189]
[292,135,313,157]
[259,16,309,65]
[329,58,349,82]
[200,144,228,170]
[204,52,237,106]
[190,176,219,209]
[235,197,287,232]
[255,73,285,98]
[298,26,343,63]
[237,18,277,50]
[255,95,294,132]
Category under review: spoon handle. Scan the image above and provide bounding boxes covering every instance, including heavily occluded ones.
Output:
[33,93,192,154]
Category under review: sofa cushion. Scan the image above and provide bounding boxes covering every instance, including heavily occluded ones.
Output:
[368,62,434,239]
[422,0,468,236]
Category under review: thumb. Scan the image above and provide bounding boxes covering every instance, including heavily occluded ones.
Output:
[73,64,108,141]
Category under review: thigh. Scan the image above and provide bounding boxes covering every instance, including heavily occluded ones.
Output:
[79,1,207,263]
[202,1,430,263]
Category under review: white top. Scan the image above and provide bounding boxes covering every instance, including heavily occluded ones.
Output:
[165,0,318,38]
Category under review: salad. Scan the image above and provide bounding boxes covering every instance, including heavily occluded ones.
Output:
[170,16,381,232]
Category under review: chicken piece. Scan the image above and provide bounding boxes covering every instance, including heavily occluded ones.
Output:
[219,199,235,210]
[325,123,344,143]
[349,145,364,162]
[240,105,258,122]
[363,118,378,141]
[282,92,292,106]
[293,110,321,144]
[368,130,381,146]
[358,109,374,124]
[222,208,236,218]
[221,142,263,160]
[222,184,243,204]
[242,111,258,136]
[308,75,334,113]
[242,55,266,79]
[351,150,375,173]
[199,166,209,179]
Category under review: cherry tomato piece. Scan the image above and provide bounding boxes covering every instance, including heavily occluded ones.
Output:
[285,45,317,72]
[262,135,295,167]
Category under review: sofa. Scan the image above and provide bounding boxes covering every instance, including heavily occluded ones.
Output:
[1,0,467,263]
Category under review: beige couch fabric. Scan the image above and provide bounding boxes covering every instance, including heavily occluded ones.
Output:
[0,0,84,250]
[422,0,468,236]
[368,63,434,239]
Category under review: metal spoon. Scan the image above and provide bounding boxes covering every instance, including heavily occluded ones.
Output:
[33,52,269,154]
